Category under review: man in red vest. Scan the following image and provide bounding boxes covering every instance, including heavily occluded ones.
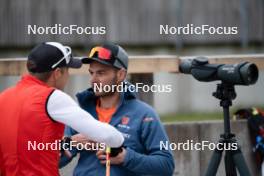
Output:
[0,42,124,176]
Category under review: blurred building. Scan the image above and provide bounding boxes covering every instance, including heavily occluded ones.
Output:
[0,0,263,114]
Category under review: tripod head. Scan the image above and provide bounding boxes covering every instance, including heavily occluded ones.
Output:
[213,83,236,108]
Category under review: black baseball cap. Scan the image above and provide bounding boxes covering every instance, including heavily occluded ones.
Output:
[27,42,82,73]
[82,43,128,70]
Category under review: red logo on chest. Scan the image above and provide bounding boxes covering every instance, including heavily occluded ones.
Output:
[121,116,130,125]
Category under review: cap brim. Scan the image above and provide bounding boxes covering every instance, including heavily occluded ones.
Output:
[82,57,113,67]
[68,57,82,68]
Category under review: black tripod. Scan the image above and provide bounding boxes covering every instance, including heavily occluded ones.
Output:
[204,83,251,176]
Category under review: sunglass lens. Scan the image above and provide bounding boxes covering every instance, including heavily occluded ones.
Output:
[89,47,111,60]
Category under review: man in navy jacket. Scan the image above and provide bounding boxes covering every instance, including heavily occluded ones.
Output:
[60,42,175,176]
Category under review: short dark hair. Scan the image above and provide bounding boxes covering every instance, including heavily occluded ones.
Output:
[29,67,68,82]
[29,71,52,82]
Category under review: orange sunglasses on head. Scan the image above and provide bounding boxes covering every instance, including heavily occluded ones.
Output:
[89,47,112,60]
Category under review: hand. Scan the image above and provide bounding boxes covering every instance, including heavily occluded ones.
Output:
[60,136,73,158]
[59,149,72,158]
[96,148,126,165]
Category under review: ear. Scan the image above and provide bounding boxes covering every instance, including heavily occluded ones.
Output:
[53,68,62,80]
[117,68,127,83]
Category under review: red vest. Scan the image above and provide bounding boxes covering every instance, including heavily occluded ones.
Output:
[0,74,65,176]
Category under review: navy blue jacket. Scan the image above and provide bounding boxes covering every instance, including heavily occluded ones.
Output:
[60,86,175,176]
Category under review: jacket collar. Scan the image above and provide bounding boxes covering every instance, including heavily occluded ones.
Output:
[20,74,50,87]
[76,81,137,110]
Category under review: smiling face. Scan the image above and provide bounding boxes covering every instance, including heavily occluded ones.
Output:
[88,61,126,97]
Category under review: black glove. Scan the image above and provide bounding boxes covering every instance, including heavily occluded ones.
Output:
[110,147,123,157]
[60,136,72,151]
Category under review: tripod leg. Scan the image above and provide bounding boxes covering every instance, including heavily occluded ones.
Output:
[204,149,223,176]
[232,149,251,176]
[225,150,237,176]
